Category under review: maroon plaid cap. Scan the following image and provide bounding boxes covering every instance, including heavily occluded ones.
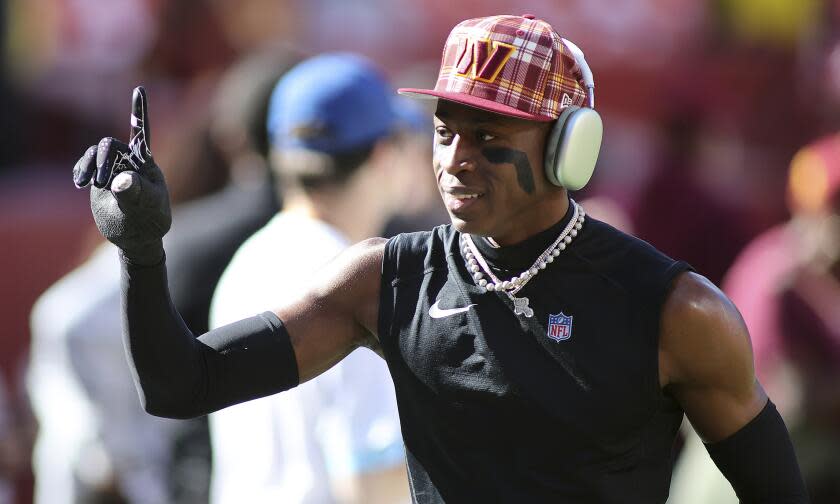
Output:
[398,14,588,122]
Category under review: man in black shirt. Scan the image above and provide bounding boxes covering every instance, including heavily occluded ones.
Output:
[71,14,808,503]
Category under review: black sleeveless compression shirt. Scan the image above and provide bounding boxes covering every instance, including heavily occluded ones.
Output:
[378,204,692,503]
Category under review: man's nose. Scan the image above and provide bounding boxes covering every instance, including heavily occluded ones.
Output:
[438,134,479,175]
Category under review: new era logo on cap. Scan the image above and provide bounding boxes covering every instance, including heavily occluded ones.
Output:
[561,93,573,107]
[399,14,588,122]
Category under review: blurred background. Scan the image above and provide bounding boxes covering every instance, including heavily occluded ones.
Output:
[2,0,840,503]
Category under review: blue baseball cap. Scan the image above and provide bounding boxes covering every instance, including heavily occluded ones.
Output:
[391,97,430,134]
[267,52,398,154]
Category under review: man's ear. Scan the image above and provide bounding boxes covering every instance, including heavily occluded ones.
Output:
[367,135,415,213]
[369,134,399,164]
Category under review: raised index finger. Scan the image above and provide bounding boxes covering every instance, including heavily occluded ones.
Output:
[128,86,151,169]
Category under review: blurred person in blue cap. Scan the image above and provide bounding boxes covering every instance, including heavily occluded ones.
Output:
[208,52,409,504]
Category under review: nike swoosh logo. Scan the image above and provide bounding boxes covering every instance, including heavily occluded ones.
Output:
[429,300,476,319]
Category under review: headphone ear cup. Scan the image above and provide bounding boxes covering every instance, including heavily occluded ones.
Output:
[544,107,603,190]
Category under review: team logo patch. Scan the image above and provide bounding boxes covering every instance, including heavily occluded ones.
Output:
[547,313,573,342]
[454,37,516,83]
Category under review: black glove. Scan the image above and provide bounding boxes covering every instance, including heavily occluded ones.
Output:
[73,87,171,266]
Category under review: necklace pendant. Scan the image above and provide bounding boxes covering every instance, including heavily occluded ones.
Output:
[462,200,584,320]
[511,296,534,318]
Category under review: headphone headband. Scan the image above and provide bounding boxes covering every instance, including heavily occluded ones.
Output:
[560,38,595,109]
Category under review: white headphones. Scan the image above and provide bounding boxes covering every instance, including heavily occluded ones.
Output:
[543,38,603,191]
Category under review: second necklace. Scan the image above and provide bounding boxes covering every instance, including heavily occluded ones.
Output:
[460,200,586,318]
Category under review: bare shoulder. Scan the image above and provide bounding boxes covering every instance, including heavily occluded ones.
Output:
[275,237,388,382]
[659,271,766,441]
[309,237,387,291]
[660,271,752,388]
[303,237,387,335]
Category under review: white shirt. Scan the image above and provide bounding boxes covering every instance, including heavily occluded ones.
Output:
[209,212,403,504]
[28,243,180,504]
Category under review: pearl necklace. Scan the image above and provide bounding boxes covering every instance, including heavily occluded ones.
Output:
[461,200,585,318]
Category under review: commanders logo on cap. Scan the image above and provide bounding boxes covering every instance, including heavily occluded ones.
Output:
[453,38,517,84]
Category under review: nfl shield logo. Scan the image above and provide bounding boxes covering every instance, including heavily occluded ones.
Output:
[547,313,573,342]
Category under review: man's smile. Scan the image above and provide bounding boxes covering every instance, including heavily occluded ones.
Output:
[441,186,486,213]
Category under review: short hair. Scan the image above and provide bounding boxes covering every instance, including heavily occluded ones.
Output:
[271,142,376,192]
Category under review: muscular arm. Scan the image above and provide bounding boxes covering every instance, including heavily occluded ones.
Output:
[660,272,808,502]
[660,272,765,441]
[276,237,386,382]
[122,238,385,418]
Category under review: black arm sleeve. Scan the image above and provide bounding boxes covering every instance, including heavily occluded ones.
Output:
[121,254,299,419]
[705,399,809,504]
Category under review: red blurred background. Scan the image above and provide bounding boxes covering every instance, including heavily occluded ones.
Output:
[1,1,839,502]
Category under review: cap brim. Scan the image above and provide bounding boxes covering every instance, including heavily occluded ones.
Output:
[397,88,555,122]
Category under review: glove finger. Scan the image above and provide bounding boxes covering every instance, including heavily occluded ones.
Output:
[128,86,152,169]
[94,137,131,189]
[111,170,142,206]
[73,145,97,188]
